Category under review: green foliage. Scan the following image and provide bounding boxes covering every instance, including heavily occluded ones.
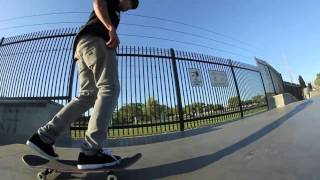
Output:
[242,99,253,106]
[241,95,265,108]
[208,104,224,111]
[112,103,144,125]
[228,96,239,108]
[315,73,320,87]
[111,94,267,127]
[184,103,206,115]
[112,96,171,125]
[252,95,266,105]
[142,96,169,123]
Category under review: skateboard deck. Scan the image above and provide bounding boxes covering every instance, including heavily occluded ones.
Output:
[22,153,142,180]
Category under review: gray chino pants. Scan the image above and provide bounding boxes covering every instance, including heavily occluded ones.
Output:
[38,35,120,155]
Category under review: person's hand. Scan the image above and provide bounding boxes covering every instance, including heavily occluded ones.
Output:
[106,27,120,48]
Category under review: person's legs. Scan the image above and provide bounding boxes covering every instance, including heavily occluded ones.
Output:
[37,43,98,145]
[74,36,120,156]
[37,66,98,145]
[27,38,99,159]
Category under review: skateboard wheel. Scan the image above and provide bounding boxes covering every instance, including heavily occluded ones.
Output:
[37,172,46,180]
[107,173,117,180]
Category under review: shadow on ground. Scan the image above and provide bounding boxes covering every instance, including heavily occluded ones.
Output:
[54,101,311,180]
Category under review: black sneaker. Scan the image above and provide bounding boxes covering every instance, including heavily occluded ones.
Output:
[26,133,58,160]
[77,148,122,170]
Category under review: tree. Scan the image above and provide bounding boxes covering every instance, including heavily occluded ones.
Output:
[184,103,206,116]
[228,96,240,108]
[315,73,320,87]
[252,95,266,105]
[298,75,306,88]
[208,104,224,111]
[112,103,144,125]
[169,106,178,116]
[142,96,165,123]
[242,99,253,107]
[112,96,172,125]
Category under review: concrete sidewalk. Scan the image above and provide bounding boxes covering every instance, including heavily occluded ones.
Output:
[0,98,319,180]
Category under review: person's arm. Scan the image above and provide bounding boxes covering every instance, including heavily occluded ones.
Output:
[93,0,120,48]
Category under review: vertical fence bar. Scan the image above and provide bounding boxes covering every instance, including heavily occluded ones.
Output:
[0,37,4,46]
[67,34,77,103]
[298,85,302,100]
[0,37,5,97]
[68,60,76,102]
[280,73,285,93]
[229,60,244,118]
[170,48,184,131]
[267,66,277,95]
[259,71,269,110]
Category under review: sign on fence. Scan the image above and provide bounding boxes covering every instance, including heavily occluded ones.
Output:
[209,70,229,87]
[189,68,203,87]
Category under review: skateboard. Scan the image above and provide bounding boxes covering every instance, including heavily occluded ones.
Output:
[22,153,142,180]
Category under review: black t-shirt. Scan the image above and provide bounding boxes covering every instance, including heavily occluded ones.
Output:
[72,0,121,61]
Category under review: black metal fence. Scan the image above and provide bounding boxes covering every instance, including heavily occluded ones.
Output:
[255,58,303,101]
[0,29,76,105]
[283,81,303,100]
[0,28,270,138]
[256,58,284,95]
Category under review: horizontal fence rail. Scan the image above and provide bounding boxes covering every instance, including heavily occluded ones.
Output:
[0,28,272,138]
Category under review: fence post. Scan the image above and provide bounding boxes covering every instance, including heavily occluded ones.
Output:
[229,59,244,118]
[170,48,185,131]
[280,73,285,93]
[267,66,277,95]
[67,60,76,102]
[297,84,302,100]
[0,37,4,46]
[259,71,269,110]
[0,37,3,98]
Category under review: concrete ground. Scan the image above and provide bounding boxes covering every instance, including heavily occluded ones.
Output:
[1,97,320,180]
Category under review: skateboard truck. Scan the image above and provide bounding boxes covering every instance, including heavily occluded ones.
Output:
[37,168,54,180]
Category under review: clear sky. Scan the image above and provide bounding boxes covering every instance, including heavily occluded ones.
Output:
[0,0,319,83]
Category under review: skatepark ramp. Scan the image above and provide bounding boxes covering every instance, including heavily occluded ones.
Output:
[0,100,70,145]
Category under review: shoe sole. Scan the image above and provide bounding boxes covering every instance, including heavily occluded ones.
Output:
[77,159,122,170]
[26,140,58,161]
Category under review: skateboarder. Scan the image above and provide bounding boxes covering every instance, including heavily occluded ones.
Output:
[26,0,139,170]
